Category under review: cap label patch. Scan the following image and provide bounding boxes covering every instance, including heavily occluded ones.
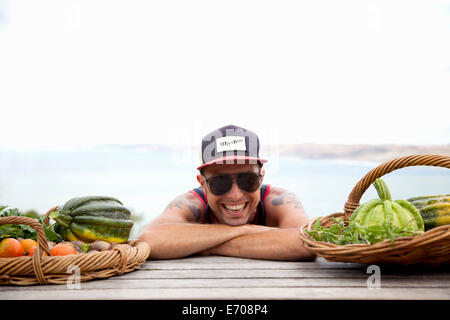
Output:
[216,136,246,153]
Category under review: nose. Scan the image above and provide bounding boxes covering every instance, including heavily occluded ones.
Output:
[226,179,244,200]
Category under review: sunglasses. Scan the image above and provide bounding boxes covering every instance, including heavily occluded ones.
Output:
[202,172,263,196]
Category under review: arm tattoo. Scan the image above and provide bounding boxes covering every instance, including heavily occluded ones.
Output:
[188,204,202,221]
[272,192,303,209]
[165,196,202,221]
[165,198,185,210]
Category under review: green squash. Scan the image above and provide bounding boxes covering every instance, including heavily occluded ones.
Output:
[50,196,133,243]
[350,179,424,243]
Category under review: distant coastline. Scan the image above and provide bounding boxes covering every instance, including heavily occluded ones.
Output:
[263,143,450,162]
[95,143,450,163]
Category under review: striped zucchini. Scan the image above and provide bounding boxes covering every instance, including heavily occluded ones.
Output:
[50,196,133,243]
[408,194,450,230]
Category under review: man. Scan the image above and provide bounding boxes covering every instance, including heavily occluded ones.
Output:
[138,125,316,261]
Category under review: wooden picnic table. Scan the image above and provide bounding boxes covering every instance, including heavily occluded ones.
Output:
[0,256,449,300]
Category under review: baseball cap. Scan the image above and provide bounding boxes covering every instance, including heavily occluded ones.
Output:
[197,124,268,171]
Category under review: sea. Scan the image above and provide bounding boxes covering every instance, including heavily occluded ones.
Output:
[1,147,449,239]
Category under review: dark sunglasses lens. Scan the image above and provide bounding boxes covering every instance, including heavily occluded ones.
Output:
[208,175,232,195]
[237,173,261,193]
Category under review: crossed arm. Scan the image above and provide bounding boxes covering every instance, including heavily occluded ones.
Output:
[138,188,316,261]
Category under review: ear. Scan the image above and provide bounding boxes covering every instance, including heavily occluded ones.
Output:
[196,173,204,187]
[197,174,208,196]
[261,167,266,182]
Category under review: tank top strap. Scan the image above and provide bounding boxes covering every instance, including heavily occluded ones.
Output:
[189,187,211,223]
[190,187,207,209]
[260,184,270,202]
[257,184,269,225]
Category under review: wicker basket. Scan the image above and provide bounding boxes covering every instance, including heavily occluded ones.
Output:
[0,207,151,285]
[298,154,450,265]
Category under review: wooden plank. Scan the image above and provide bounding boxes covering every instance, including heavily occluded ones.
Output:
[0,287,448,300]
[145,256,449,272]
[1,268,447,288]
[2,276,449,293]
[104,269,450,280]
[145,256,366,270]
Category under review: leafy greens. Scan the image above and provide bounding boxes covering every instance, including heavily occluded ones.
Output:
[306,217,423,246]
[0,206,63,242]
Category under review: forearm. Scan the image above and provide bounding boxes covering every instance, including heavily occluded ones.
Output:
[204,227,316,261]
[138,223,270,259]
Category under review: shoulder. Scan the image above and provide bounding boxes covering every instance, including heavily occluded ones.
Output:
[264,186,302,210]
[263,186,291,204]
[262,186,308,227]
[154,190,206,224]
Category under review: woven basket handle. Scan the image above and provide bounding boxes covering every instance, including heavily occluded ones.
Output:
[0,216,51,255]
[344,154,450,220]
[44,205,59,226]
[0,215,52,284]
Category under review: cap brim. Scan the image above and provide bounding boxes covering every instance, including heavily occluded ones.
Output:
[197,156,268,170]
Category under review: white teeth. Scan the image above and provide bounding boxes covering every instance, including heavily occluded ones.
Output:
[224,204,245,211]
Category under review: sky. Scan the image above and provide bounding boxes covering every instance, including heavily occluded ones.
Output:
[0,0,449,151]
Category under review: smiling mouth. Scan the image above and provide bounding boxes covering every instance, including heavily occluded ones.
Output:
[222,203,248,217]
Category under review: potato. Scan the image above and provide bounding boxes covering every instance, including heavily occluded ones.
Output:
[89,240,111,251]
[74,246,85,254]
[70,241,83,249]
